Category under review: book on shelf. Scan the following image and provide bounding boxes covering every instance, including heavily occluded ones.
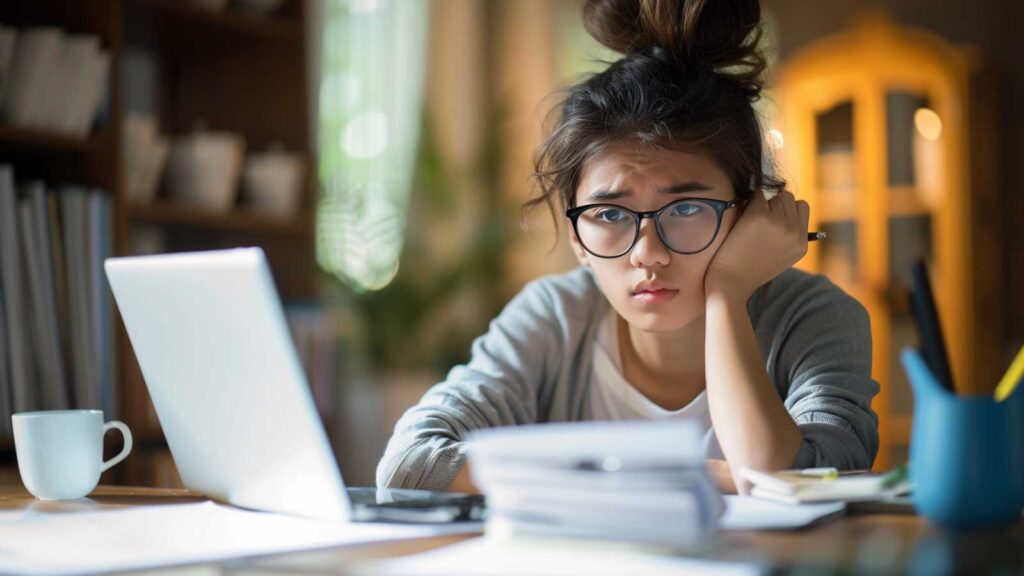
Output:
[90,191,117,419]
[0,209,9,436]
[18,180,69,410]
[0,166,31,416]
[0,26,110,137]
[0,26,17,111]
[0,164,117,442]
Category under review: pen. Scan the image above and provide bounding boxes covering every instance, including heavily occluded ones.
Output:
[994,344,1024,402]
[909,259,956,392]
[808,232,826,242]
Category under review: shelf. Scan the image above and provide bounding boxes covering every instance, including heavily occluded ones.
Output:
[815,186,931,223]
[128,201,312,236]
[128,0,300,44]
[817,187,858,223]
[888,186,931,219]
[0,125,105,154]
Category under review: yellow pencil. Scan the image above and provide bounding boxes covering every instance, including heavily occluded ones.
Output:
[994,344,1024,402]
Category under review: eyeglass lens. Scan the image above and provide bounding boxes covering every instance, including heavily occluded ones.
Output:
[574,200,721,257]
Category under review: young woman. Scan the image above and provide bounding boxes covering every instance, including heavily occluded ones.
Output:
[376,0,879,495]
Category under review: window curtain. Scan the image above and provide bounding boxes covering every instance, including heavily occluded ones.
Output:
[313,0,429,291]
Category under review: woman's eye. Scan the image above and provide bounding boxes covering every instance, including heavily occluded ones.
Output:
[670,203,702,217]
[596,209,627,223]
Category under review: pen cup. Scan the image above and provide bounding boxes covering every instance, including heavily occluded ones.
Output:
[902,348,1024,529]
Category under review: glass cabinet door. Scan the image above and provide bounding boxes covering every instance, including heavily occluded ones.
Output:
[884,90,942,466]
[776,14,978,472]
[814,101,859,289]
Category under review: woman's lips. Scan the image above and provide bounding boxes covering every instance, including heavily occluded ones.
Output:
[632,289,679,304]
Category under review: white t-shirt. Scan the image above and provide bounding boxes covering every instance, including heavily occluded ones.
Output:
[589,310,725,460]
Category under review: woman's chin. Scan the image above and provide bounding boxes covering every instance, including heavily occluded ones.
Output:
[624,307,704,333]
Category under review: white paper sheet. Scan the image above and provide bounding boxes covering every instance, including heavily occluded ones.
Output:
[0,501,482,575]
[347,497,842,576]
[352,537,763,576]
[720,495,846,530]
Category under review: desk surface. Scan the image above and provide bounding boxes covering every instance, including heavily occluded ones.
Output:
[1,484,1022,574]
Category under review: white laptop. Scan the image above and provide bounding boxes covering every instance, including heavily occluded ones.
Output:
[105,248,482,523]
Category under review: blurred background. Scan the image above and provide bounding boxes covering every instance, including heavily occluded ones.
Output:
[0,0,1018,487]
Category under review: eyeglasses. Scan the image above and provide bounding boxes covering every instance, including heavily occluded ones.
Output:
[565,197,742,259]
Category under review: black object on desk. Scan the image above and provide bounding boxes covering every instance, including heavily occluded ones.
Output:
[908,259,955,392]
[347,487,486,524]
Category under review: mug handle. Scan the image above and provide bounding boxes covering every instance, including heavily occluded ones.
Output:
[100,421,133,474]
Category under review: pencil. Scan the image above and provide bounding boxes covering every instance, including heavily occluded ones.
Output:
[994,344,1024,402]
[909,259,956,392]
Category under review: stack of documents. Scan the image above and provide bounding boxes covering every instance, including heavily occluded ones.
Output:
[467,420,723,550]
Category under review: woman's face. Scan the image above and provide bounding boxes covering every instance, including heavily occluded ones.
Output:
[570,143,739,333]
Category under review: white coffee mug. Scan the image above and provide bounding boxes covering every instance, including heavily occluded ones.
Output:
[12,410,133,500]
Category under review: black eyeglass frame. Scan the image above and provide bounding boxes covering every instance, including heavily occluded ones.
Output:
[565,197,744,259]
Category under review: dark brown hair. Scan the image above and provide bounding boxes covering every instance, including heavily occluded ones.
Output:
[526,0,784,227]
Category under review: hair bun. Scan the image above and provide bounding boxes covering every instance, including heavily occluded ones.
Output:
[583,0,765,92]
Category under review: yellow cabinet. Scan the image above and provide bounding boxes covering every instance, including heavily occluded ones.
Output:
[774,12,998,470]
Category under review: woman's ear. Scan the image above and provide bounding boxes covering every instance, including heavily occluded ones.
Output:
[568,226,590,268]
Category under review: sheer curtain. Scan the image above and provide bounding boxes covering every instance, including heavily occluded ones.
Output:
[312,0,429,291]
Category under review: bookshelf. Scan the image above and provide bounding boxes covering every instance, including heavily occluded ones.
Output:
[0,0,319,487]
[127,202,312,236]
[0,126,108,154]
[129,0,302,43]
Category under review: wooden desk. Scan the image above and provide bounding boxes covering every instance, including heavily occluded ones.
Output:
[1,484,1022,574]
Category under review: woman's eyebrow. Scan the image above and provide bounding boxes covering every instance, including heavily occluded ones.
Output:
[586,188,630,201]
[659,182,712,194]
[585,181,711,201]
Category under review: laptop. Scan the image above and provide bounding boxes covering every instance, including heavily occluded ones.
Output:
[105,247,482,523]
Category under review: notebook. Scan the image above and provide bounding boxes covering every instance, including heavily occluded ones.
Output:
[741,468,911,505]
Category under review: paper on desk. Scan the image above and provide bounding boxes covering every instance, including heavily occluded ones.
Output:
[352,537,763,576]
[720,495,846,530]
[347,497,840,576]
[0,501,482,575]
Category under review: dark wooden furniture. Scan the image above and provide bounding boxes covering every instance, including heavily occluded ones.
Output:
[0,0,316,485]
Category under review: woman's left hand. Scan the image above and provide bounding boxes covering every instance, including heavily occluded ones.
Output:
[706,459,738,495]
[704,189,810,301]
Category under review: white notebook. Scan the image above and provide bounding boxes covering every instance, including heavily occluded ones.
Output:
[742,468,910,504]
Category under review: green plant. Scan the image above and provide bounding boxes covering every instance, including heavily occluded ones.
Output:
[336,108,512,372]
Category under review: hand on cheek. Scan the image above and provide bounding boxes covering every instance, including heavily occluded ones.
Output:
[704,190,810,301]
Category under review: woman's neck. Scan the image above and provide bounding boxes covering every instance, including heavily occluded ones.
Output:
[617,313,707,409]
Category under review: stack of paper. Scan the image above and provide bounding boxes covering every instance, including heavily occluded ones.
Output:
[355,537,763,576]
[1,26,110,136]
[467,420,723,550]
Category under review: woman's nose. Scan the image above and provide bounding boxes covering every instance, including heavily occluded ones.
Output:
[629,218,670,268]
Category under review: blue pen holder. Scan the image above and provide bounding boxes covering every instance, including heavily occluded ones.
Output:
[902,348,1024,529]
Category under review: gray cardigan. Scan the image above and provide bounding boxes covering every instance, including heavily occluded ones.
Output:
[377,267,880,490]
